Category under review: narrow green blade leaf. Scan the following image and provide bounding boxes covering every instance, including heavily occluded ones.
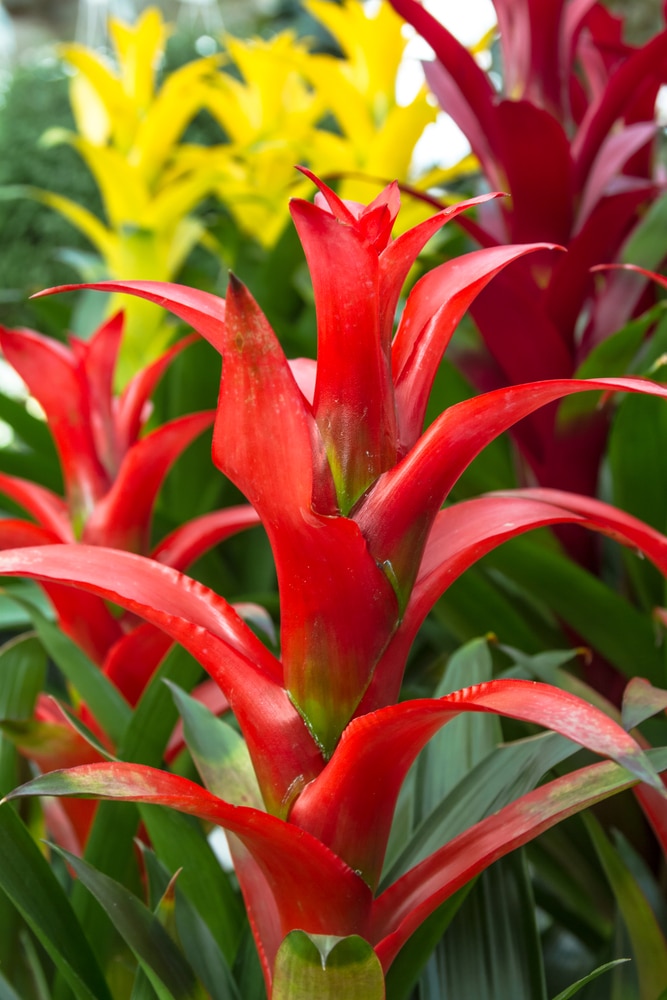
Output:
[585,815,667,1000]
[384,888,473,1000]
[0,806,112,1000]
[382,731,579,886]
[166,680,262,807]
[551,960,629,1000]
[53,844,204,1000]
[272,932,385,1000]
[622,678,667,732]
[6,595,131,744]
[421,853,546,1000]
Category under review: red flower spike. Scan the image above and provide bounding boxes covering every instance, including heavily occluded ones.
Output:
[0,326,110,520]
[216,276,399,754]
[290,198,397,509]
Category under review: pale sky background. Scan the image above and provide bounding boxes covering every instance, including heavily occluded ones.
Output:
[391,0,497,170]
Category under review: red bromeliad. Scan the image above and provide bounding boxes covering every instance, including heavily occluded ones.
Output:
[0,315,259,848]
[3,176,667,993]
[389,0,667,564]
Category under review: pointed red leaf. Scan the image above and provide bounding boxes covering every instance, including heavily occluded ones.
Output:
[115,333,198,455]
[491,100,574,244]
[290,198,396,508]
[102,623,173,707]
[81,411,215,552]
[392,243,558,452]
[0,474,71,540]
[0,545,322,812]
[150,505,261,572]
[380,194,501,345]
[5,763,373,945]
[371,756,666,969]
[0,326,109,516]
[69,312,123,476]
[356,376,667,602]
[291,679,659,888]
[572,27,667,184]
[33,281,227,354]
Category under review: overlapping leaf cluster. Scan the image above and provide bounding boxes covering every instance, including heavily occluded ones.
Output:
[0,2,667,999]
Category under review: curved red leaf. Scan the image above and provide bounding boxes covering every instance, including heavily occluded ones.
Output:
[291,679,659,888]
[0,476,71,540]
[392,243,558,452]
[0,545,323,812]
[5,763,373,945]
[371,757,663,969]
[0,326,109,516]
[355,376,667,603]
[33,281,227,354]
[150,505,261,571]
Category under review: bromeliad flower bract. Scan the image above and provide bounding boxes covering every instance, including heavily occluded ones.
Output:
[4,175,667,995]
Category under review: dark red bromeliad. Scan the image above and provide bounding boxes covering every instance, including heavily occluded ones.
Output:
[389,0,667,567]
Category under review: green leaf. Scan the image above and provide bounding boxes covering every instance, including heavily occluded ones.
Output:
[558,309,658,425]
[384,889,473,1000]
[551,960,629,1000]
[414,637,499,825]
[272,932,385,1000]
[420,853,546,1000]
[0,634,46,724]
[609,390,667,608]
[434,562,555,654]
[486,535,664,685]
[166,680,262,807]
[138,805,243,966]
[4,595,131,745]
[382,730,579,886]
[0,805,112,1000]
[622,190,667,270]
[69,644,241,971]
[585,814,667,1000]
[52,844,205,1000]
[622,678,667,731]
[175,882,242,1000]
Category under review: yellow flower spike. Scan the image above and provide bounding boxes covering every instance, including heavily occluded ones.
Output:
[129,56,222,183]
[108,8,168,111]
[305,0,407,101]
[59,44,133,148]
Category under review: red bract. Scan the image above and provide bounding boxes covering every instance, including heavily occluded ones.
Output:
[389,0,667,562]
[4,177,667,993]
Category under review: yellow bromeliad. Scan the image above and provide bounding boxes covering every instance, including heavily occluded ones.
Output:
[200,0,479,242]
[22,9,222,382]
[22,2,484,379]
